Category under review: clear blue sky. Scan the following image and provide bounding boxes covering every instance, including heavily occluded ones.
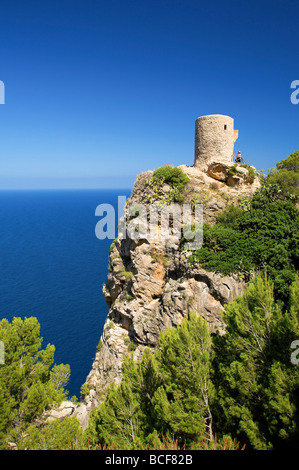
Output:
[0,0,298,189]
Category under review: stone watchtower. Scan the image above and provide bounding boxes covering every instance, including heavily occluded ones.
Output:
[194,114,238,170]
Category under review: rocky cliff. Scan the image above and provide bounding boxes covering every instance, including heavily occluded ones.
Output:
[75,160,260,429]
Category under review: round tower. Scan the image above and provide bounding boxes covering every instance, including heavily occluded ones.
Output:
[194,114,238,169]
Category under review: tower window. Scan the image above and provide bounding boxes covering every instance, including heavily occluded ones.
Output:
[224,125,227,130]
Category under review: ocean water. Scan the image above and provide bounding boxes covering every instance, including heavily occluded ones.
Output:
[0,189,131,398]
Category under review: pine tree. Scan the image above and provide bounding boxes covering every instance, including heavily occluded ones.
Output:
[213,273,299,449]
[0,317,70,448]
[87,371,145,449]
[18,416,84,450]
[152,314,214,447]
[88,314,215,449]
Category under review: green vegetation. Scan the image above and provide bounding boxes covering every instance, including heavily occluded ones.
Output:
[87,313,219,449]
[0,317,73,449]
[109,238,118,254]
[152,166,190,191]
[188,153,299,307]
[80,382,92,399]
[228,163,256,184]
[125,293,135,301]
[0,153,297,450]
[2,273,297,449]
[213,273,299,449]
[17,416,84,450]
[150,253,168,265]
[87,273,299,450]
[265,151,299,199]
[146,166,190,203]
[228,163,238,176]
[123,336,138,351]
[240,163,256,183]
[121,270,134,282]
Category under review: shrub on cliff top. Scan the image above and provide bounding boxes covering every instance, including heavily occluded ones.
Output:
[146,166,190,203]
[152,166,190,191]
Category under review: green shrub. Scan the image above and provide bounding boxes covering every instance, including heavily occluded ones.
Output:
[125,293,135,301]
[240,164,256,183]
[80,382,92,398]
[266,151,299,199]
[228,164,238,176]
[188,184,298,306]
[146,166,190,203]
[152,166,190,191]
[121,270,134,282]
[109,238,118,254]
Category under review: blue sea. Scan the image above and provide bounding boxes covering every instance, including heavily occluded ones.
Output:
[0,189,131,399]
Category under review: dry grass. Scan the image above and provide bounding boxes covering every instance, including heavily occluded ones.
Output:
[70,435,245,451]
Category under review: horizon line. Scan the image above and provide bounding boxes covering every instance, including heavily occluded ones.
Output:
[0,187,132,191]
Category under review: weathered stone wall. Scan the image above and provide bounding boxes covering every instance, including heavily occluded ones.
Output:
[194,114,237,170]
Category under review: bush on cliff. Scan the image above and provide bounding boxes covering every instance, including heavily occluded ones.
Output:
[146,166,190,203]
[188,153,299,307]
[152,166,190,191]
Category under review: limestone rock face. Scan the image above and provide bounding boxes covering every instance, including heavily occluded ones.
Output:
[207,161,251,184]
[45,401,76,423]
[74,162,257,428]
